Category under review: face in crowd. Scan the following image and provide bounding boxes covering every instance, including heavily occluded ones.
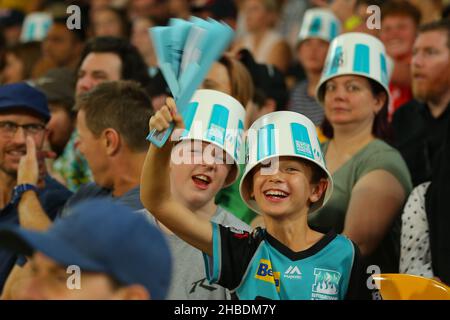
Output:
[411,30,450,103]
[12,252,121,299]
[380,14,417,61]
[11,252,149,300]
[323,75,385,129]
[297,38,330,74]
[0,109,46,177]
[46,102,74,157]
[250,157,327,218]
[75,109,111,188]
[169,140,232,210]
[42,23,83,67]
[75,52,122,95]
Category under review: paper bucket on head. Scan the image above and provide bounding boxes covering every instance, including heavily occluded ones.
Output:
[386,54,394,83]
[239,111,333,214]
[298,8,341,44]
[316,32,390,105]
[20,12,52,43]
[178,89,246,187]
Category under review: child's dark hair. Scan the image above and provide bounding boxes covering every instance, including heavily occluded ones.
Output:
[253,157,327,184]
[303,159,328,184]
[77,36,152,89]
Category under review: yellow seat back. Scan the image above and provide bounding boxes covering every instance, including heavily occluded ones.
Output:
[372,274,450,300]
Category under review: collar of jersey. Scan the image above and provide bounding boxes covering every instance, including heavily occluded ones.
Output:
[264,229,337,261]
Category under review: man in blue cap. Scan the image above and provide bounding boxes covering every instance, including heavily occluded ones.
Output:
[0,198,172,300]
[0,82,72,294]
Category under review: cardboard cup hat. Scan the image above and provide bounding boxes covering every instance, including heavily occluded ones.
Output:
[316,32,390,105]
[298,8,341,44]
[20,12,52,43]
[386,54,394,83]
[178,89,246,187]
[239,111,333,214]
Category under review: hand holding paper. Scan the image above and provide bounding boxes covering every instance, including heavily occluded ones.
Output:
[149,97,184,132]
[146,17,234,147]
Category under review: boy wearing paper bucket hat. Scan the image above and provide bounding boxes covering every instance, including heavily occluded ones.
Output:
[310,32,412,274]
[289,8,341,132]
[142,93,365,300]
[141,89,251,300]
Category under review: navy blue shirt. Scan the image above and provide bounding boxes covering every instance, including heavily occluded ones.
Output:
[0,176,72,293]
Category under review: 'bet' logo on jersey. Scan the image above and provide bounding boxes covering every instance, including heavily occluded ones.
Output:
[255,259,280,292]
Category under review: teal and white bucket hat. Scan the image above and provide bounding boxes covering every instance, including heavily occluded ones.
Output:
[177,89,246,187]
[297,8,341,44]
[239,111,333,214]
[316,32,391,105]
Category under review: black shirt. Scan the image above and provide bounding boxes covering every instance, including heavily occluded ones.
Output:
[392,99,450,187]
[425,108,450,285]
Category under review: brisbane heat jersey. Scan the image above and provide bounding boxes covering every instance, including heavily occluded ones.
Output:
[203,223,363,300]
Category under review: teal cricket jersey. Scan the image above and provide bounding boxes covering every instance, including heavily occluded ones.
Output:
[203,223,363,300]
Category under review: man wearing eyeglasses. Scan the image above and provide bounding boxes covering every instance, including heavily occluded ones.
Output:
[0,82,72,294]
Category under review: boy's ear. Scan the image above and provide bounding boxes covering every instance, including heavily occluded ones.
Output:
[309,178,328,203]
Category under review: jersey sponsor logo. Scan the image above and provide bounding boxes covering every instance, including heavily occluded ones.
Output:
[255,259,280,292]
[284,265,302,280]
[273,271,280,292]
[311,268,341,300]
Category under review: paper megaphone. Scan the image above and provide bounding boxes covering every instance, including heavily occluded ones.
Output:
[146,17,235,147]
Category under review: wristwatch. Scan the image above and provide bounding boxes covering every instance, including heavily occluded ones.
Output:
[11,184,38,205]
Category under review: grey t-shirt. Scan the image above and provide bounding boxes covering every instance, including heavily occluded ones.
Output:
[142,206,251,300]
[60,183,143,217]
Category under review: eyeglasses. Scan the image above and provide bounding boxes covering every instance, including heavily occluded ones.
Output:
[0,121,46,137]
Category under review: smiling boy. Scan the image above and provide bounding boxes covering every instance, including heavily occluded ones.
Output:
[141,94,364,300]
[142,89,250,299]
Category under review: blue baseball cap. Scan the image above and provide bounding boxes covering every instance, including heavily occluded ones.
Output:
[0,83,51,122]
[0,9,25,28]
[0,199,172,300]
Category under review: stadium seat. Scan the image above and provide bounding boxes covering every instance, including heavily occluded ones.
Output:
[372,273,450,300]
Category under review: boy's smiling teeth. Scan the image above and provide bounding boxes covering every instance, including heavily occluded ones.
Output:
[193,174,211,183]
[264,190,289,198]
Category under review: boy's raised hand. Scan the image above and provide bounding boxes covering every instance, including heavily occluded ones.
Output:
[149,97,185,140]
[143,97,213,256]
